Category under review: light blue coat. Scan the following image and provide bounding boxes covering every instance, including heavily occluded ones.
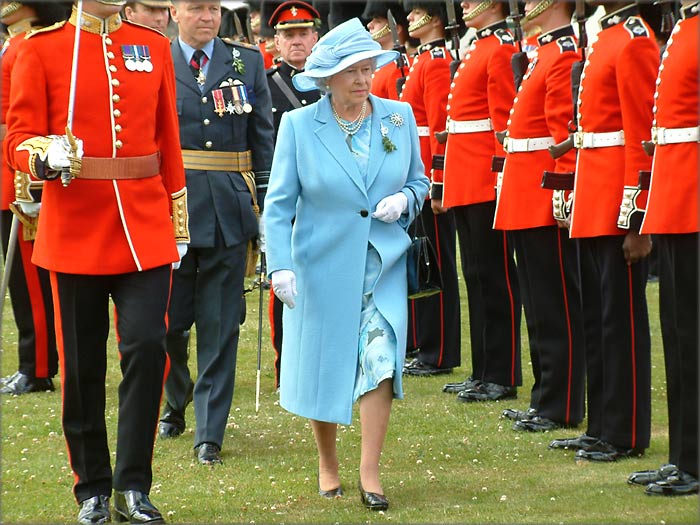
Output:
[263,94,429,425]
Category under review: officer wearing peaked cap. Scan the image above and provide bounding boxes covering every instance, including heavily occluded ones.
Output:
[122,1,171,35]
[265,0,321,388]
[5,1,189,521]
[160,0,274,467]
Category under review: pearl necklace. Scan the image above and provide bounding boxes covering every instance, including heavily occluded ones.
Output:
[331,100,368,136]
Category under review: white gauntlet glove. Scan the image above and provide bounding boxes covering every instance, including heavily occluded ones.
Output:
[272,269,297,309]
[46,134,84,171]
[172,242,188,270]
[372,191,408,223]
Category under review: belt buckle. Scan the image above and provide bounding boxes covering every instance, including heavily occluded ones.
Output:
[503,136,510,152]
[573,132,584,149]
[655,127,666,145]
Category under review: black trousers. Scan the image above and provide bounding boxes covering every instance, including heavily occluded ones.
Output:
[578,235,651,450]
[657,233,698,477]
[454,201,521,386]
[1,209,57,378]
[407,202,461,369]
[510,226,586,425]
[166,235,247,449]
[51,266,170,503]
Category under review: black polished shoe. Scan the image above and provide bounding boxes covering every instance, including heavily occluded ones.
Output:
[158,409,185,439]
[113,490,164,523]
[403,358,452,377]
[317,469,343,498]
[548,433,598,451]
[575,440,644,462]
[0,372,54,395]
[456,381,516,402]
[645,470,699,496]
[513,415,562,432]
[358,481,389,511]
[502,407,538,421]
[628,463,678,485]
[443,376,479,393]
[195,442,222,465]
[77,495,111,525]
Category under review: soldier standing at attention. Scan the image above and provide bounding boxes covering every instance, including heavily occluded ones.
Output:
[400,0,462,378]
[159,0,274,466]
[364,0,413,101]
[549,1,658,462]
[628,0,699,496]
[440,0,522,403]
[0,1,70,396]
[122,1,171,34]
[492,0,586,430]
[5,0,188,521]
[264,0,321,389]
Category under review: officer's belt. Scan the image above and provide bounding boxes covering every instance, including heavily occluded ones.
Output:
[504,136,555,153]
[574,130,625,149]
[651,126,699,145]
[181,149,253,171]
[447,118,492,134]
[76,153,160,180]
[416,126,430,137]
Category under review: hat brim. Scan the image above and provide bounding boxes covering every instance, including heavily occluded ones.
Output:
[292,49,399,92]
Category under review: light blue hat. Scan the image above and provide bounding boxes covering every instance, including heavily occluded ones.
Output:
[292,17,399,92]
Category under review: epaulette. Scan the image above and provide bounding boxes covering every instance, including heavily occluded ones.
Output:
[429,47,445,59]
[494,28,515,46]
[222,37,259,51]
[123,18,166,36]
[556,35,577,53]
[623,16,650,39]
[25,20,66,39]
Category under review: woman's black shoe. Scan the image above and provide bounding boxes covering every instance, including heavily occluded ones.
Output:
[317,470,343,498]
[358,480,389,511]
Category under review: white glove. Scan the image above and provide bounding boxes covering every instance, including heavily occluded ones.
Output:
[172,242,188,270]
[258,214,266,253]
[16,201,41,218]
[271,269,297,309]
[372,192,408,223]
[46,134,84,171]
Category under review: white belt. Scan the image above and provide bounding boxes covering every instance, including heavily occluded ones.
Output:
[504,136,555,153]
[447,118,493,134]
[417,126,430,137]
[652,126,700,145]
[575,130,625,149]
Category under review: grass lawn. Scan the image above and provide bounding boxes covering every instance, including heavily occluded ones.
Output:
[1,272,698,523]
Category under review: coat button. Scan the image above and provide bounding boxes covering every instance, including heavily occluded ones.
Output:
[360,209,369,217]
[205,141,213,148]
[203,119,210,126]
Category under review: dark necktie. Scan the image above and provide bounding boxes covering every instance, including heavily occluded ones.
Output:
[189,49,207,83]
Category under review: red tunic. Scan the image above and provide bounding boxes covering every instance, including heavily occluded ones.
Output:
[640,8,699,235]
[493,26,580,230]
[370,53,411,101]
[442,22,516,208]
[399,40,451,190]
[1,29,27,210]
[569,6,659,238]
[5,15,186,275]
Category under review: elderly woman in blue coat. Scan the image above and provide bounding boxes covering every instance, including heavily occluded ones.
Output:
[263,17,429,511]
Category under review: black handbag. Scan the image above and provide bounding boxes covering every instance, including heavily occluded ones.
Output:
[405,187,443,299]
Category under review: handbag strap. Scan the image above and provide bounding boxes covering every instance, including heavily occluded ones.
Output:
[405,185,428,237]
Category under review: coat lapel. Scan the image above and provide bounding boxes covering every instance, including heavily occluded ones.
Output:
[314,97,366,195]
[202,38,234,94]
[171,39,200,95]
[366,95,393,189]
